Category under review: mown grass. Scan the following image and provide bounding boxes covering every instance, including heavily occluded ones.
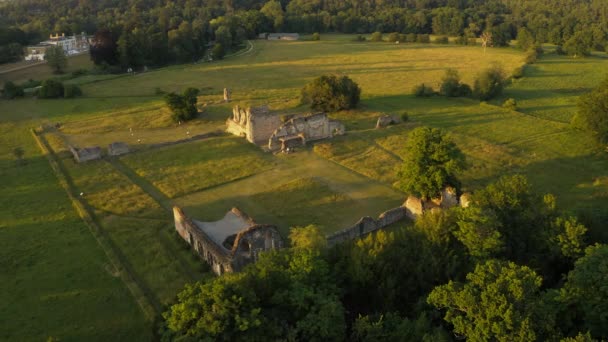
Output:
[0,53,94,85]
[0,119,151,341]
[121,136,275,198]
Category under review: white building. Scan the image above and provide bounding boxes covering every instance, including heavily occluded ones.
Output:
[25,32,90,61]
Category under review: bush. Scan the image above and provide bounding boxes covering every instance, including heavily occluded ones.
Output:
[38,79,64,99]
[71,69,88,78]
[370,31,383,42]
[21,79,41,89]
[555,45,566,55]
[312,32,320,41]
[353,35,366,42]
[473,64,506,101]
[454,36,467,45]
[525,49,538,64]
[3,81,24,99]
[512,66,524,79]
[64,84,83,98]
[503,98,517,111]
[400,112,409,122]
[387,32,400,43]
[211,43,225,60]
[434,36,449,44]
[301,75,361,111]
[165,87,200,122]
[417,34,430,43]
[405,33,417,43]
[413,83,435,97]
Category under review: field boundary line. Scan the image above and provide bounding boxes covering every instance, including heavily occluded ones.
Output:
[31,129,160,321]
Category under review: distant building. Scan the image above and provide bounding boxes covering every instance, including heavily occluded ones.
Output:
[266,33,300,41]
[25,32,90,61]
[68,145,102,163]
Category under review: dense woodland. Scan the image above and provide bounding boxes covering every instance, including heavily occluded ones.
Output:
[1,0,607,65]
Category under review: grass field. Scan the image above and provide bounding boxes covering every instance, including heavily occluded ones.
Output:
[1,35,608,340]
[0,53,94,85]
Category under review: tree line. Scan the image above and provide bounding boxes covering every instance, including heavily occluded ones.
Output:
[1,0,607,67]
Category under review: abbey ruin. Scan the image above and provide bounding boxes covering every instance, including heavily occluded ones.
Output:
[173,207,284,275]
[226,105,345,151]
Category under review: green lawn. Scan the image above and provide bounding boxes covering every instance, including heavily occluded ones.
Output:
[1,35,608,340]
[0,53,94,85]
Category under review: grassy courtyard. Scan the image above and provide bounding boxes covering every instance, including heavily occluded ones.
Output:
[1,35,608,340]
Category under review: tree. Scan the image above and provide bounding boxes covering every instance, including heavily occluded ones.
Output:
[454,206,503,259]
[301,75,361,112]
[428,260,557,341]
[89,29,118,65]
[211,43,225,60]
[2,81,24,99]
[45,46,67,74]
[370,31,383,42]
[260,0,284,31]
[164,87,199,122]
[560,244,608,339]
[312,32,320,41]
[473,64,506,100]
[289,225,327,250]
[439,68,470,97]
[563,31,592,57]
[38,79,64,99]
[351,312,449,341]
[572,76,608,144]
[517,27,535,50]
[398,127,466,199]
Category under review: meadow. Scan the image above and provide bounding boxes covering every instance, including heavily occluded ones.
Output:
[1,34,608,340]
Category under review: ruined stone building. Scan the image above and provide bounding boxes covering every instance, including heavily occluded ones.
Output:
[69,145,101,163]
[173,207,284,275]
[226,105,345,151]
[108,142,129,156]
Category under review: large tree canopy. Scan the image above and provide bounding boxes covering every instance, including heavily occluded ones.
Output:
[572,76,608,144]
[398,127,466,199]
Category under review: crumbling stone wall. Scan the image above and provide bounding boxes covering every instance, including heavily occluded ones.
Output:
[226,105,282,145]
[173,207,283,275]
[268,113,345,151]
[327,206,408,245]
[69,145,101,163]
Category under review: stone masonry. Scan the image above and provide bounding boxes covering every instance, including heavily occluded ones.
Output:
[173,207,283,275]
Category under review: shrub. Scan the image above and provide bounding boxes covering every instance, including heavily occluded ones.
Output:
[387,32,400,43]
[473,64,506,101]
[71,69,88,78]
[38,79,64,99]
[21,79,41,89]
[165,87,200,122]
[64,84,83,98]
[454,36,467,45]
[458,83,472,97]
[434,36,449,44]
[512,66,524,79]
[353,35,366,42]
[301,75,361,111]
[400,112,409,122]
[3,81,24,99]
[211,43,225,60]
[525,49,538,64]
[555,45,566,55]
[312,32,320,41]
[405,33,417,43]
[370,31,383,42]
[413,83,435,97]
[503,98,517,111]
[417,34,430,43]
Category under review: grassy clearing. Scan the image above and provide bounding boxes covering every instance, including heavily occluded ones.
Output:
[174,150,405,238]
[122,136,275,198]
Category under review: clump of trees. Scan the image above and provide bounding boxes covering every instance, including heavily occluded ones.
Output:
[398,126,466,199]
[301,75,361,112]
[2,81,24,99]
[572,76,608,144]
[439,68,471,97]
[164,87,200,122]
[473,64,506,100]
[38,79,64,98]
[412,83,435,97]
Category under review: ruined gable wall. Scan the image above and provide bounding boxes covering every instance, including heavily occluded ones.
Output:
[326,207,408,245]
[247,112,282,144]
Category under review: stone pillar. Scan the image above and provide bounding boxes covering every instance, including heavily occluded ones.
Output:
[223,88,231,102]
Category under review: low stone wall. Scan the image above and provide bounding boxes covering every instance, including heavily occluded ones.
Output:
[327,206,408,245]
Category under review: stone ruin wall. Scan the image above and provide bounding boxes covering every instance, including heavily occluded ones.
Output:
[173,207,234,275]
[327,188,466,245]
[174,207,284,275]
[226,105,282,145]
[268,113,345,150]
